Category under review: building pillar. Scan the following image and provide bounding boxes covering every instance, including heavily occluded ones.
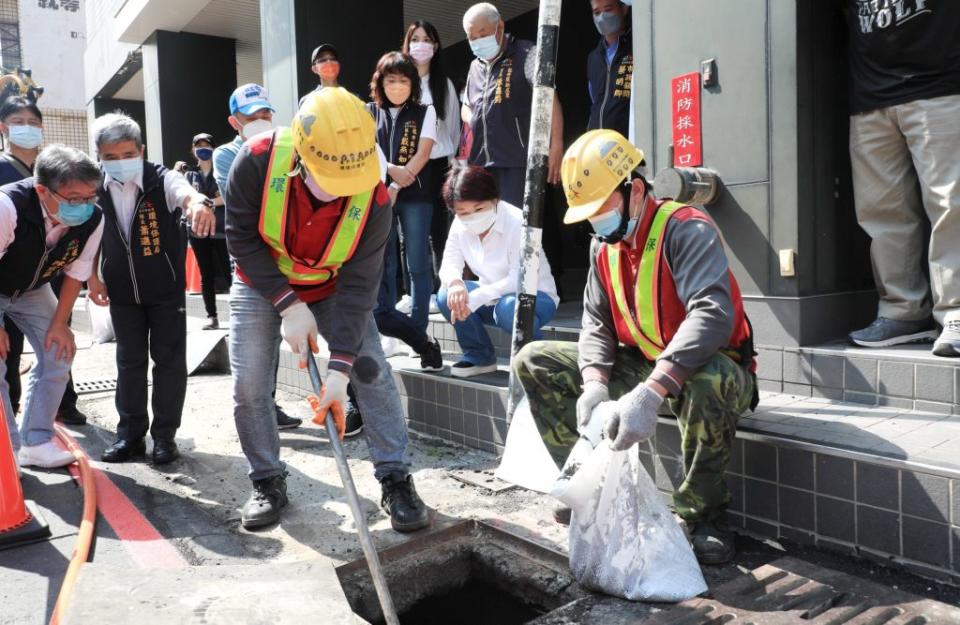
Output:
[140,31,237,166]
[259,0,299,124]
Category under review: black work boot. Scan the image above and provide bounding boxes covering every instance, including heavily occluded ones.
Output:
[690,521,735,565]
[380,472,430,533]
[241,473,289,530]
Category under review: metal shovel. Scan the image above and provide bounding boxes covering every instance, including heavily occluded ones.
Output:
[305,355,401,625]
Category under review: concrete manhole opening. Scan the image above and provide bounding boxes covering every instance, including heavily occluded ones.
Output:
[336,520,585,625]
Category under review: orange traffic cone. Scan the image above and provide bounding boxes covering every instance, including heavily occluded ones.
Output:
[0,400,50,549]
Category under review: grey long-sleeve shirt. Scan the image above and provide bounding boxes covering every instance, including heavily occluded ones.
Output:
[223,132,391,375]
[579,207,737,396]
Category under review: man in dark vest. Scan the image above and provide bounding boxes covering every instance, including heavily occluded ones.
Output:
[514,129,757,565]
[586,0,633,137]
[224,87,430,533]
[461,2,565,207]
[0,144,103,469]
[86,113,215,465]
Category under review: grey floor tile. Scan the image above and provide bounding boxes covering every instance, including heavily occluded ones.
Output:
[744,441,777,481]
[816,455,854,499]
[817,496,855,542]
[845,357,878,394]
[877,360,915,399]
[857,505,900,555]
[902,472,950,524]
[916,364,955,404]
[779,487,815,531]
[778,447,814,490]
[745,478,778,520]
[856,463,899,510]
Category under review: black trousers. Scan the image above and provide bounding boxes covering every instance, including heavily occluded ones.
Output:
[110,295,187,442]
[3,321,23,413]
[190,237,230,318]
[428,157,452,289]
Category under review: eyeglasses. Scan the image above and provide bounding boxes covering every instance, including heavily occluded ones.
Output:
[313,57,338,65]
[50,188,98,207]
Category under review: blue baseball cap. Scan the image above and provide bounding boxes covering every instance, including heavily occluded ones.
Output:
[229,83,276,116]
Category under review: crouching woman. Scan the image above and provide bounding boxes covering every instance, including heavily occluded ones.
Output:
[437,165,558,377]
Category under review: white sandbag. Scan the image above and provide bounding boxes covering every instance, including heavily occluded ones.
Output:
[494,397,561,493]
[552,440,707,602]
[87,298,115,344]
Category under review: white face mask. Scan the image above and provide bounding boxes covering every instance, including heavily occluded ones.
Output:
[458,204,497,235]
[240,118,273,140]
[303,169,338,203]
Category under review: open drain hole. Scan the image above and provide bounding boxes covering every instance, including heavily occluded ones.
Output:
[336,520,585,625]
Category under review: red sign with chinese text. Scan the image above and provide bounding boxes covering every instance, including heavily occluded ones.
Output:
[671,72,702,168]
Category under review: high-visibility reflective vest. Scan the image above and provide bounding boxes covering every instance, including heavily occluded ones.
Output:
[258,127,373,285]
[597,200,753,365]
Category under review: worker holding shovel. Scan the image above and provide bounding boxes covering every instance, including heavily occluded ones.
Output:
[513,129,758,564]
[223,86,430,532]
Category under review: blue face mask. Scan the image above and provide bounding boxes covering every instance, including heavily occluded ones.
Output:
[469,26,501,61]
[102,157,142,183]
[8,124,43,149]
[195,147,213,161]
[589,209,623,238]
[56,201,95,227]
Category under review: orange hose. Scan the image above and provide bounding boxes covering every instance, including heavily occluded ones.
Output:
[49,424,97,625]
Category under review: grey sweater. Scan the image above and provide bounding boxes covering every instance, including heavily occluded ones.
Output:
[223,133,390,375]
[579,206,737,397]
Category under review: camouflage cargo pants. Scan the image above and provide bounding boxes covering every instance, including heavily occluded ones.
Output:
[513,340,755,523]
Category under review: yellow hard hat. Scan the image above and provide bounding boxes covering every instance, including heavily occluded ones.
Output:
[292,87,380,197]
[561,129,644,224]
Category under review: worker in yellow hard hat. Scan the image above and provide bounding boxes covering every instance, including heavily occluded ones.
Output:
[223,87,431,533]
[513,128,757,564]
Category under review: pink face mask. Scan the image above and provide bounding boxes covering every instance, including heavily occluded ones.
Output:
[409,42,435,64]
[302,170,337,203]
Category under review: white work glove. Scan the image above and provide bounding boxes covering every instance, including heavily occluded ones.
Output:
[280,301,319,368]
[602,383,663,451]
[576,381,609,429]
[320,370,349,411]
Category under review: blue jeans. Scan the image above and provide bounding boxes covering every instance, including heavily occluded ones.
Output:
[395,200,433,332]
[0,284,71,450]
[436,281,557,365]
[375,217,431,354]
[229,280,410,481]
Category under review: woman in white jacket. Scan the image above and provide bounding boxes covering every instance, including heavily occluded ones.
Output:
[437,166,559,378]
[402,20,462,289]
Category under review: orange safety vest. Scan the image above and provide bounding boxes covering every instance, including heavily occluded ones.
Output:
[597,199,754,367]
[257,127,373,285]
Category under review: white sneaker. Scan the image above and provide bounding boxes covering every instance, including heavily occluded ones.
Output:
[429,294,440,314]
[395,295,413,314]
[18,441,75,469]
[381,336,406,358]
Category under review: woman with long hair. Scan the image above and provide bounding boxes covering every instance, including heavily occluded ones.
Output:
[401,20,462,295]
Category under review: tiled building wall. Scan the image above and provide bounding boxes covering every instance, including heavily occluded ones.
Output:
[646,423,960,583]
[757,346,960,414]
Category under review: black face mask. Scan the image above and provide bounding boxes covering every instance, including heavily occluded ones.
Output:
[593,184,633,244]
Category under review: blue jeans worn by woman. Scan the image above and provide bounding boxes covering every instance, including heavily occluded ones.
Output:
[376,214,432,354]
[395,200,433,332]
[436,281,557,365]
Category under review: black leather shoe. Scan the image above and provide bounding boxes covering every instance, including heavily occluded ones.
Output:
[101,438,146,463]
[56,407,88,425]
[275,404,302,430]
[242,473,289,530]
[691,521,735,565]
[151,439,181,465]
[381,472,430,533]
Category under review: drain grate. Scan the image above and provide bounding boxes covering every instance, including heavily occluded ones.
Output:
[74,379,118,395]
[645,556,959,624]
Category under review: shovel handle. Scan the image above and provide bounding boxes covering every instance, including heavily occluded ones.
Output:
[303,355,401,625]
